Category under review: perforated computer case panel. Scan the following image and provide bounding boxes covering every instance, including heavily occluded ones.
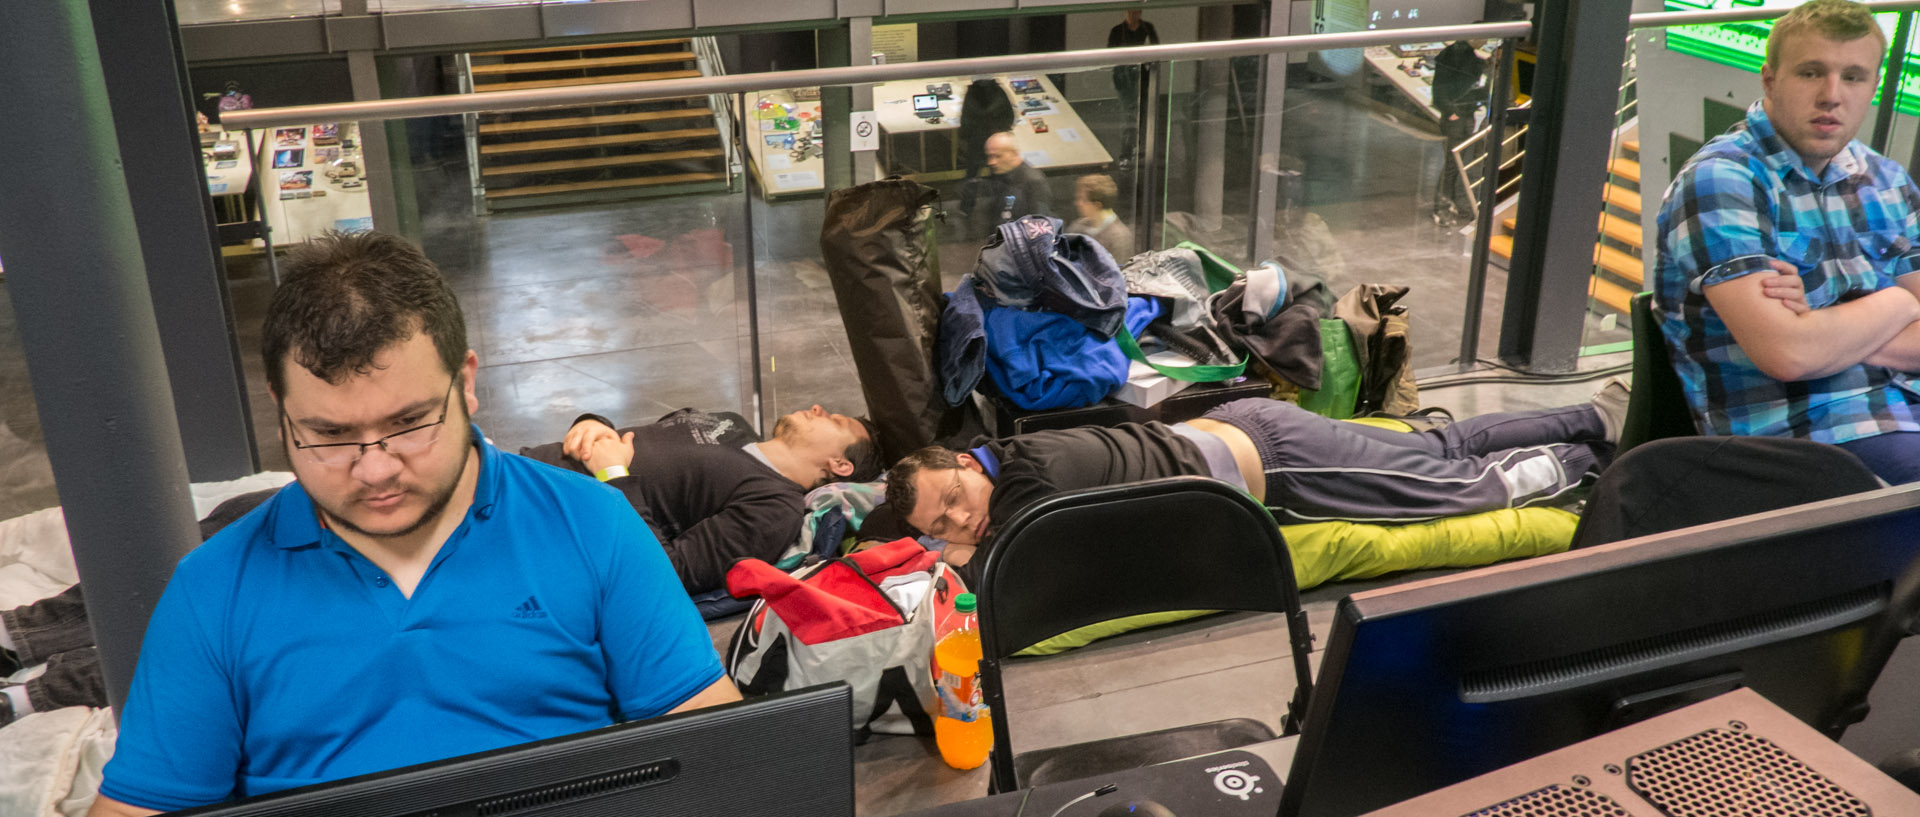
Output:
[1355,688,1920,817]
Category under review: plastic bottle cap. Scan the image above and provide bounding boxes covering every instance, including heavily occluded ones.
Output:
[954,593,977,613]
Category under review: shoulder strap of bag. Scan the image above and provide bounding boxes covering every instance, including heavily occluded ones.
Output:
[1116,241,1248,382]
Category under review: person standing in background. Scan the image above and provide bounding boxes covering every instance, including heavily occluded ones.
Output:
[1430,35,1489,225]
[1107,10,1161,167]
[1068,174,1136,261]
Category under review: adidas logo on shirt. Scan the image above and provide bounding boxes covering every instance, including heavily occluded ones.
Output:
[512,596,549,619]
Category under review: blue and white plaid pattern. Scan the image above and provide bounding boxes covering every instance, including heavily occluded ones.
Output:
[1653,100,1920,443]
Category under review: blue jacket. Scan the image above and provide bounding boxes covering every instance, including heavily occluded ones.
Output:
[939,216,1131,405]
[985,296,1161,410]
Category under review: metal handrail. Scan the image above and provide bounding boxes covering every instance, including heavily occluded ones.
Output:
[1628,0,1920,29]
[222,20,1530,129]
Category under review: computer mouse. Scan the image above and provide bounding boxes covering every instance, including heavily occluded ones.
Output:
[1094,800,1175,817]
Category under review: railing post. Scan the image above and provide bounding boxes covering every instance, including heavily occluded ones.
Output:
[1496,0,1633,372]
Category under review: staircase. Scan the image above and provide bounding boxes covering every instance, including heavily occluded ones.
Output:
[463,38,732,210]
[1488,138,1645,316]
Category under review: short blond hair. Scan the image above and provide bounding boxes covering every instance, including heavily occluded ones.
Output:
[1766,0,1886,69]
[1075,174,1120,209]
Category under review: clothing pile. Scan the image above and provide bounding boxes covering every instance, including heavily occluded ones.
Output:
[936,217,1414,417]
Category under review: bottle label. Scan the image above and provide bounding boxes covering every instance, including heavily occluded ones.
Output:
[937,668,987,722]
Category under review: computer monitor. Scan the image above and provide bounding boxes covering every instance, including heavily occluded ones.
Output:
[912,93,940,113]
[1279,484,1920,817]
[169,684,854,817]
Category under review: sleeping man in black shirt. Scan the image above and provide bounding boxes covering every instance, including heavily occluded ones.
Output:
[519,406,884,595]
[885,393,1624,579]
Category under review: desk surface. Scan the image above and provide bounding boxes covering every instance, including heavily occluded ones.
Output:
[741,92,827,196]
[202,130,253,196]
[873,74,1111,171]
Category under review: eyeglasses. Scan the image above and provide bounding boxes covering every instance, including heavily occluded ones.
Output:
[922,469,966,541]
[283,379,458,466]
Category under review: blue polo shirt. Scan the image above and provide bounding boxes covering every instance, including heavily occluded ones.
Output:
[99,425,724,811]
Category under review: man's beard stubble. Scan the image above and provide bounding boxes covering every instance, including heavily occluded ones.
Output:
[319,428,474,541]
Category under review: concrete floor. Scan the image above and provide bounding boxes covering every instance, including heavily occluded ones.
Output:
[2,69,1916,815]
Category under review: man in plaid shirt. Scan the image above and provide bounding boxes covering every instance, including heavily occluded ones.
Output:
[1654,0,1920,484]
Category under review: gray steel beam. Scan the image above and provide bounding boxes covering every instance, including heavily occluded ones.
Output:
[347,50,404,234]
[1247,0,1287,266]
[849,17,880,186]
[819,23,855,194]
[1495,0,1632,372]
[89,0,259,481]
[0,0,205,717]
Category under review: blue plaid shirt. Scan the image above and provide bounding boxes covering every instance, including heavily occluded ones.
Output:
[1653,100,1920,443]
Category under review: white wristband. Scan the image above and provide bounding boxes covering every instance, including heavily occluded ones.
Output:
[594,465,629,482]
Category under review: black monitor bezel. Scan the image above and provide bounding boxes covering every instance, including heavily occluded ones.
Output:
[1280,483,1920,817]
[165,683,853,817]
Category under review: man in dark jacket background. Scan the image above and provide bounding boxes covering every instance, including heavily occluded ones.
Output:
[968,132,1053,239]
[1431,36,1489,225]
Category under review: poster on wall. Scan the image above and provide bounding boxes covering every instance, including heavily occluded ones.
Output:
[871,24,918,65]
[272,148,304,169]
[274,127,306,147]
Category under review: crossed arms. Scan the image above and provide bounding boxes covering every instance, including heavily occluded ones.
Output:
[1707,259,1920,381]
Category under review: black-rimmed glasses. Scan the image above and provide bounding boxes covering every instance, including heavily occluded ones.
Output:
[283,379,458,466]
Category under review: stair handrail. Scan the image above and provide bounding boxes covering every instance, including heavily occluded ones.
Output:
[691,36,740,182]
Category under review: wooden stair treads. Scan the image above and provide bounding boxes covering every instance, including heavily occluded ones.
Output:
[478,109,712,135]
[482,39,689,57]
[1500,212,1641,252]
[471,52,697,75]
[1589,275,1635,313]
[1610,156,1641,184]
[480,129,718,155]
[481,147,726,176]
[485,171,728,199]
[473,69,705,93]
[1604,183,1640,216]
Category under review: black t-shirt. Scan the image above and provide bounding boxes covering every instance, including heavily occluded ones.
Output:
[1108,20,1162,48]
[962,422,1209,584]
[519,413,804,596]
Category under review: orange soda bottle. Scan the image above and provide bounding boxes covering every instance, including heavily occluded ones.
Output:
[933,593,994,770]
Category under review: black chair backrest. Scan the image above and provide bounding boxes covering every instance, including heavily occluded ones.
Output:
[1570,436,1883,549]
[973,477,1316,791]
[1621,291,1697,452]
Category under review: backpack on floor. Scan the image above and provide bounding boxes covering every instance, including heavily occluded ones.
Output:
[724,538,968,741]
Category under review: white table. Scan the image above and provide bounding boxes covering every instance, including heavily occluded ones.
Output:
[872,73,1111,181]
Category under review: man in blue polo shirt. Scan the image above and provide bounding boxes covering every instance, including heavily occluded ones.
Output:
[1653,0,1920,484]
[88,231,738,817]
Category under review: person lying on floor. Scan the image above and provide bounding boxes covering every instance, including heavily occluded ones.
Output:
[0,585,101,728]
[885,388,1627,579]
[518,405,885,595]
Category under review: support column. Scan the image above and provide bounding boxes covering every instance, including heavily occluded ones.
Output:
[1495,0,1632,372]
[343,10,403,235]
[849,18,881,186]
[1249,1,1290,264]
[88,0,260,481]
[0,0,206,716]
[819,23,854,194]
[1193,6,1234,233]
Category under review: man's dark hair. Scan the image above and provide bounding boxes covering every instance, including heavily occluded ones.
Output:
[845,416,886,483]
[262,230,468,398]
[883,446,964,524]
[1767,0,1885,69]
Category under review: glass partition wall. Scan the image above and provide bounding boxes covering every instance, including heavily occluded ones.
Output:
[213,19,1580,451]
